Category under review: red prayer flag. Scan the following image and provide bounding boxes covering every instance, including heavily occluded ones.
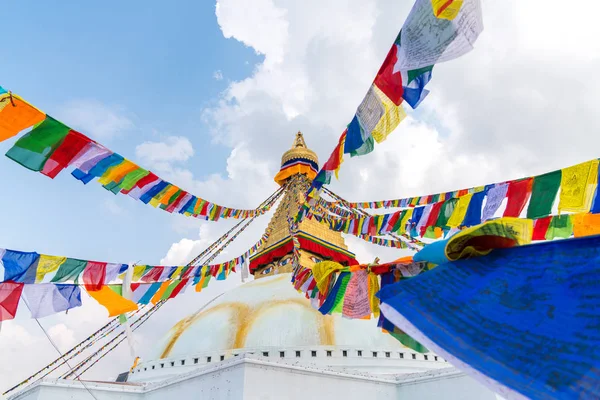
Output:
[122,172,158,195]
[532,216,552,240]
[41,130,92,178]
[166,191,188,213]
[386,211,402,232]
[141,267,163,283]
[323,132,345,171]
[83,262,107,291]
[168,279,189,299]
[0,281,24,321]
[503,178,534,217]
[373,44,404,105]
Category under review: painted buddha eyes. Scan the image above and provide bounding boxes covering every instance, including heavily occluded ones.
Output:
[279,258,291,266]
[261,266,273,275]
[310,256,322,263]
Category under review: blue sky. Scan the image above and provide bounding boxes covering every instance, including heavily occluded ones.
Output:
[0,0,262,265]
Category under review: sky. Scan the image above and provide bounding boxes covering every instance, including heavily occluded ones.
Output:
[1,0,600,395]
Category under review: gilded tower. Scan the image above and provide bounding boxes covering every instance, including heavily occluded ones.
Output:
[250,132,356,279]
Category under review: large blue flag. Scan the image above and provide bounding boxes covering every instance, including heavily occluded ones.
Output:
[378,235,600,400]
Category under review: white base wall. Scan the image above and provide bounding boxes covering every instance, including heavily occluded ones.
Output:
[11,355,499,400]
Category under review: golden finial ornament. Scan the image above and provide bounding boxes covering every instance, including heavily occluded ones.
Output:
[280,131,319,168]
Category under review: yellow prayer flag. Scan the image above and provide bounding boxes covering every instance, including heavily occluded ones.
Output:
[559,160,599,213]
[447,193,473,228]
[445,217,533,261]
[159,186,179,206]
[0,94,46,143]
[88,286,138,317]
[311,261,343,293]
[35,255,67,283]
[399,208,413,234]
[368,273,380,318]
[371,86,407,143]
[97,160,138,185]
[432,0,464,20]
[132,266,147,281]
[572,213,600,238]
[171,266,184,280]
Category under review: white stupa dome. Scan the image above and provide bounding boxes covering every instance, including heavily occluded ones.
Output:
[129,274,449,382]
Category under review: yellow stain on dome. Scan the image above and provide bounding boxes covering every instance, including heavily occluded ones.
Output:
[160,276,336,358]
[160,302,251,359]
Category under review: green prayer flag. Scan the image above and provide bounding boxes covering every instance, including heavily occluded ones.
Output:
[350,136,375,157]
[331,273,351,314]
[51,259,88,283]
[202,274,211,288]
[423,226,437,239]
[167,189,182,206]
[119,168,150,191]
[392,210,406,233]
[436,198,458,227]
[119,314,127,324]
[389,330,428,353]
[108,285,123,295]
[161,280,180,300]
[6,116,70,171]
[545,214,573,240]
[527,170,561,219]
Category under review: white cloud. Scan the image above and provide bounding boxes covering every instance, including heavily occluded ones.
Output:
[135,136,194,172]
[47,323,76,350]
[213,70,224,80]
[56,99,134,141]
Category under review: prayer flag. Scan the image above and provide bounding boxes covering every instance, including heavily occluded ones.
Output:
[559,160,599,213]
[527,170,561,219]
[51,258,87,283]
[88,286,137,317]
[0,281,24,321]
[462,190,485,227]
[545,215,573,240]
[1,250,39,283]
[83,262,107,291]
[41,130,91,178]
[23,284,81,318]
[482,183,508,221]
[5,116,70,171]
[34,255,67,283]
[572,213,600,238]
[503,178,533,218]
[378,235,600,400]
[0,92,45,142]
[447,193,472,228]
[532,216,552,240]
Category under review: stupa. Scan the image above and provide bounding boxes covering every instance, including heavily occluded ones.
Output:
[11,134,501,400]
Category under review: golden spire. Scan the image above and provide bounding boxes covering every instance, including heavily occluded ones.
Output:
[280,131,319,167]
[253,132,352,279]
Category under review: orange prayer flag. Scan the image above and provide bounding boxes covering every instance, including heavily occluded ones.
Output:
[0,94,46,143]
[87,286,137,317]
[151,281,171,304]
[572,213,600,238]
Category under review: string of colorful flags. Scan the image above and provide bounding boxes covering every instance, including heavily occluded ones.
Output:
[0,88,278,222]
[0,229,271,321]
[291,257,435,352]
[297,0,484,222]
[307,158,600,241]
[336,159,600,213]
